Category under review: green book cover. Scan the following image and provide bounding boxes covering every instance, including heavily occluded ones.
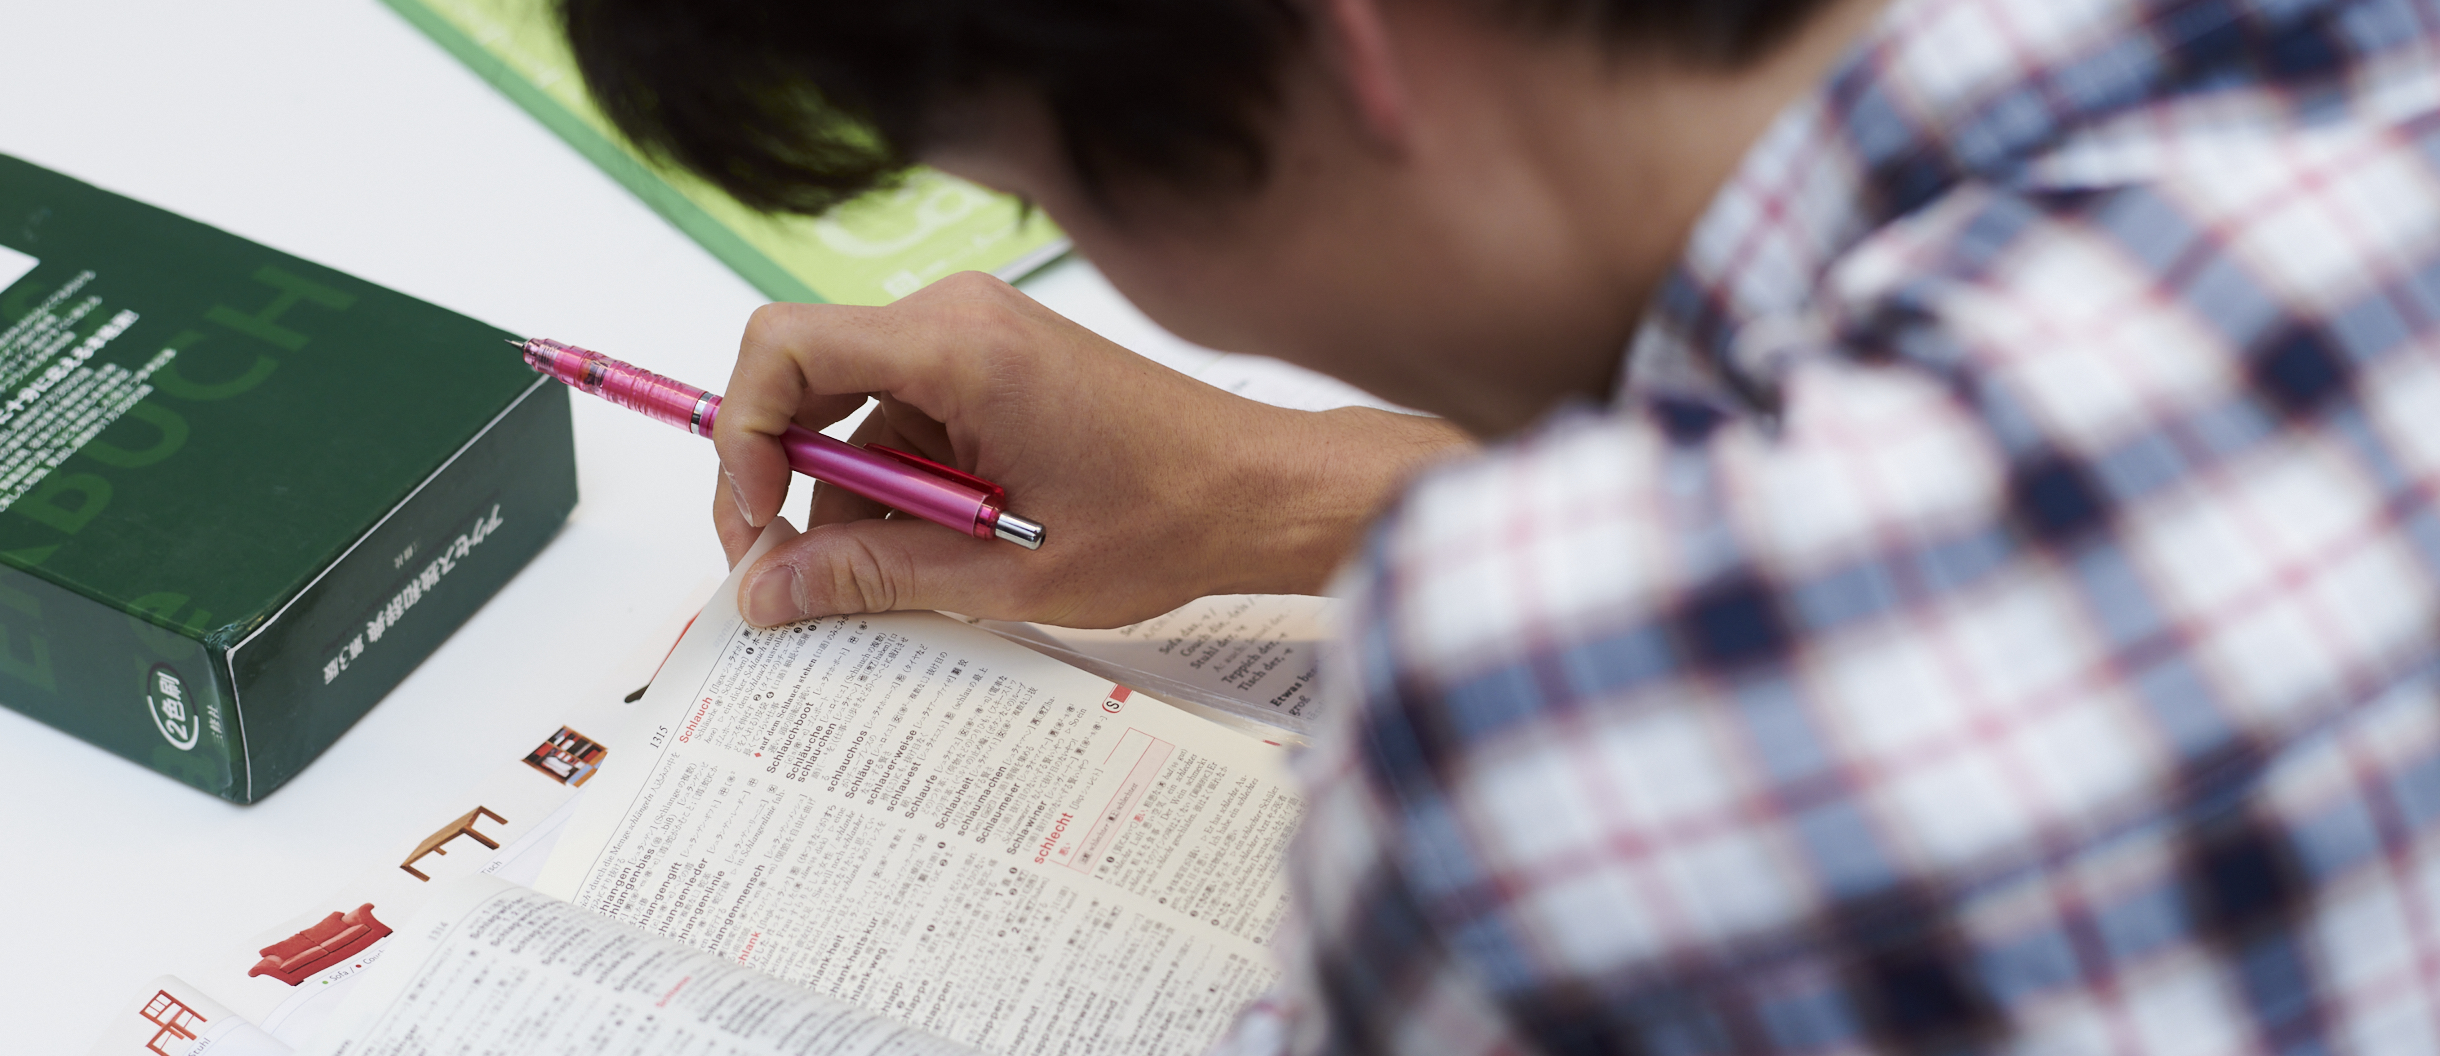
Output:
[381,0,1070,305]
[0,153,578,804]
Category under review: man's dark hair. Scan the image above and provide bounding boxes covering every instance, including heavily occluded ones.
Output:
[560,0,1838,217]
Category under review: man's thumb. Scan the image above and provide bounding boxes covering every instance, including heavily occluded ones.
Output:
[739,518,994,625]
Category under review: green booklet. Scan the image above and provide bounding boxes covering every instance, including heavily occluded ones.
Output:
[382,0,1069,305]
[0,154,577,804]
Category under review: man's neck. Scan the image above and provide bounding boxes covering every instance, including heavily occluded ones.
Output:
[1438,0,1899,433]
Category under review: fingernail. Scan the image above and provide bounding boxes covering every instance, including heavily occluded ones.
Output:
[745,566,801,627]
[724,468,758,526]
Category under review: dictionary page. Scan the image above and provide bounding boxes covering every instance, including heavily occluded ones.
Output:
[539,522,1302,1056]
[306,875,974,1056]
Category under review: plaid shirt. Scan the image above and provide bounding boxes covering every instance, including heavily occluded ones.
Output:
[1221,0,2440,1052]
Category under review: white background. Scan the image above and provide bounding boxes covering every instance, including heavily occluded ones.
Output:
[0,1,1357,1046]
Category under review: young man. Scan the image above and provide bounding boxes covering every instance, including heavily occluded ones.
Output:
[566,0,2440,1051]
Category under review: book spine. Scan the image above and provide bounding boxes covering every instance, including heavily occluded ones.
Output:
[217,378,577,802]
[0,559,245,798]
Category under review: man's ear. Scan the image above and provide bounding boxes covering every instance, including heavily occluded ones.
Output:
[1317,0,1413,148]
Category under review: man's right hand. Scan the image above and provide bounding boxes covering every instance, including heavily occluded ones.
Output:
[711,272,1468,629]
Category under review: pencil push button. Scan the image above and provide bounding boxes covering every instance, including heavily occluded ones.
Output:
[991,512,1047,550]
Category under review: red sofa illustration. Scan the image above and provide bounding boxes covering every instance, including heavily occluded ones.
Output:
[246,903,392,986]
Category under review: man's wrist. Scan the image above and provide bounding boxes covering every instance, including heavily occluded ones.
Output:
[1200,405,1472,597]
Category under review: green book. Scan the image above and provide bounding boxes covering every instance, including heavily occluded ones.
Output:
[0,153,578,804]
[380,0,1069,305]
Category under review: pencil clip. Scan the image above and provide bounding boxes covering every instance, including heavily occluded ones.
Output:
[866,445,1007,505]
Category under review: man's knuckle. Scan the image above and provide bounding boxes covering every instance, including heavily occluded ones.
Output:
[741,302,790,344]
[822,559,870,614]
[824,535,904,613]
[938,301,1028,362]
[938,271,1004,298]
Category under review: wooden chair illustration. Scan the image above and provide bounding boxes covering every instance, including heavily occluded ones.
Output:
[399,806,507,881]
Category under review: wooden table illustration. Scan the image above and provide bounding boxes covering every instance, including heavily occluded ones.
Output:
[399,806,507,881]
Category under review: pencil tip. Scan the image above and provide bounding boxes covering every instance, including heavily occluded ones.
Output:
[505,338,527,349]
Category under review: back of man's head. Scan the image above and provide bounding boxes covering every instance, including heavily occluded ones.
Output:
[559,0,1841,217]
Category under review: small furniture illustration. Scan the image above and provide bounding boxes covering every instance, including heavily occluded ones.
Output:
[399,805,507,881]
[523,725,607,787]
[140,989,206,1055]
[245,904,392,986]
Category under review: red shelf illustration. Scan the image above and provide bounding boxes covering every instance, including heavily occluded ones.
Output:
[246,903,392,986]
[140,990,206,1055]
[524,725,607,787]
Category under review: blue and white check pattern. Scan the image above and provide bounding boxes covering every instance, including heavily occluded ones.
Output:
[1225,0,2440,1051]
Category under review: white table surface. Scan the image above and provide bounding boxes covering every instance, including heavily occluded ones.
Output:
[0,2,1266,1045]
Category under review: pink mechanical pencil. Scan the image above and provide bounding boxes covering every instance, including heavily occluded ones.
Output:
[512,337,1046,549]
